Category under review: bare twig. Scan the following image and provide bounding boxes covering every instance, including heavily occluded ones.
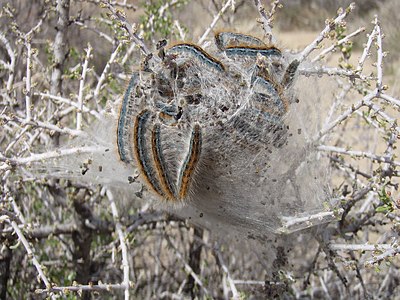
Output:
[379,93,400,108]
[0,146,104,165]
[364,247,400,266]
[375,18,384,92]
[106,188,130,300]
[298,66,371,80]
[198,0,234,46]
[0,114,85,137]
[102,0,153,57]
[330,244,394,251]
[174,20,186,41]
[312,27,365,62]
[72,19,114,44]
[253,0,281,44]
[77,44,92,130]
[316,91,377,140]
[2,216,51,290]
[317,145,400,167]
[36,92,102,119]
[94,43,122,104]
[298,3,355,63]
[165,235,210,297]
[357,27,377,72]
[215,248,239,299]
[25,41,32,121]
[37,283,130,294]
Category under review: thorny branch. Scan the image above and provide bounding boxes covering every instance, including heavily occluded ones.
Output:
[254,0,281,44]
[0,1,399,299]
[298,3,356,63]
[101,0,153,57]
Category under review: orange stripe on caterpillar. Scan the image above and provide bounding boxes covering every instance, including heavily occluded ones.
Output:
[214,31,266,50]
[178,124,202,200]
[133,110,165,198]
[167,43,225,72]
[151,123,177,201]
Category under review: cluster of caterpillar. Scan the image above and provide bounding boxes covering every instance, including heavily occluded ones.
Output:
[117,31,298,204]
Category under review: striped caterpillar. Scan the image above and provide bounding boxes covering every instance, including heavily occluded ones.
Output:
[113,31,333,234]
